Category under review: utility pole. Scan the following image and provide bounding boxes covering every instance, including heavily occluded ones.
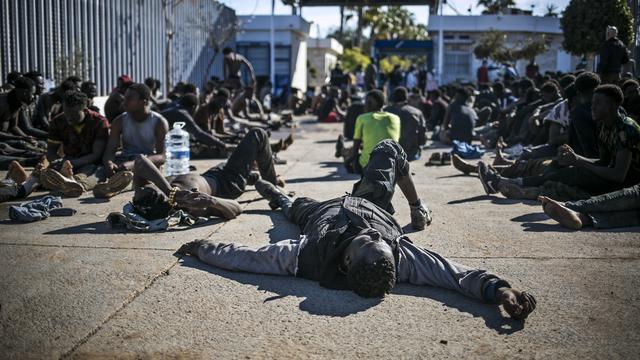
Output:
[270,0,276,87]
[437,0,444,85]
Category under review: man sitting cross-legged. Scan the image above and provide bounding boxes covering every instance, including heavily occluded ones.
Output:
[177,160,536,321]
[129,128,284,220]
[39,90,110,197]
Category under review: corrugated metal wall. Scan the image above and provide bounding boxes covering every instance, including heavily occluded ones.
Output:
[0,0,236,95]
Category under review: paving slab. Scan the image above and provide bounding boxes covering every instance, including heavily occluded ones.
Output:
[0,245,174,358]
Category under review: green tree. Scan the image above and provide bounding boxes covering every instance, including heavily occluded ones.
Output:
[379,56,411,75]
[473,30,507,60]
[515,36,549,62]
[477,0,516,14]
[362,6,428,53]
[560,0,634,56]
[341,47,371,73]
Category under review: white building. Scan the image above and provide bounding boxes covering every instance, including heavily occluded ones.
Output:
[236,15,311,93]
[307,38,343,90]
[427,15,581,84]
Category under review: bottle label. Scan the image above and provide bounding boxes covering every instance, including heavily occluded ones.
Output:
[169,150,190,160]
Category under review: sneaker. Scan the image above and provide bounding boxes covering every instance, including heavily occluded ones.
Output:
[441,152,452,165]
[410,202,433,230]
[93,171,133,199]
[335,135,345,158]
[40,168,85,197]
[477,162,500,195]
[425,152,441,166]
[451,154,478,175]
[255,179,290,210]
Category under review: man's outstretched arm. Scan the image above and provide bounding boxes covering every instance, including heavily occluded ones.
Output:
[177,239,300,276]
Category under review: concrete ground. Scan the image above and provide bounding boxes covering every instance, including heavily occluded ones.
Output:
[1,117,639,359]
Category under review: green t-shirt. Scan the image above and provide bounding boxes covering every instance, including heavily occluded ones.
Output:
[353,111,401,168]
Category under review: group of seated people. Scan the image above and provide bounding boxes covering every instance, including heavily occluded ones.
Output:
[439,71,640,231]
[306,65,639,232]
[0,71,294,204]
[0,69,538,321]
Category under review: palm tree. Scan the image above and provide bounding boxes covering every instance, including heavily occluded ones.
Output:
[477,0,516,15]
[544,3,559,17]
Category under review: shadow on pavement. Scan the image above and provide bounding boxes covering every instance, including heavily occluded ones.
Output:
[314,139,338,144]
[286,161,360,184]
[448,195,538,206]
[241,208,301,244]
[177,256,525,332]
[43,218,224,235]
[520,222,575,233]
[393,284,525,335]
[178,255,381,317]
[511,212,549,223]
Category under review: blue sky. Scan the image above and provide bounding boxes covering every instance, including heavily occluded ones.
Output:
[218,0,570,37]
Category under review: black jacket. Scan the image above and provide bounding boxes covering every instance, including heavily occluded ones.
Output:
[598,37,629,74]
[296,196,404,290]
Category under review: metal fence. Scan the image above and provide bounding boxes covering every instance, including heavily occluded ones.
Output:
[0,0,236,96]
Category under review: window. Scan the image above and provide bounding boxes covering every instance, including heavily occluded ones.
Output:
[443,52,471,83]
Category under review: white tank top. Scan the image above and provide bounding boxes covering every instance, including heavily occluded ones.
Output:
[121,111,163,156]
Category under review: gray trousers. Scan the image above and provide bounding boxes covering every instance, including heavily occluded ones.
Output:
[194,237,508,302]
[565,184,640,229]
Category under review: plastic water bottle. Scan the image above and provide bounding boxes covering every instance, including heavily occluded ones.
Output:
[164,122,190,176]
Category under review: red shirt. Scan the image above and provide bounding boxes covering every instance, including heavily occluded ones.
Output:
[48,109,109,158]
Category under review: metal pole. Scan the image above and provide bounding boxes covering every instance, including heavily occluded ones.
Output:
[437,0,444,85]
[270,0,275,86]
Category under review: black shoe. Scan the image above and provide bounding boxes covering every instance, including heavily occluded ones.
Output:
[255,179,290,210]
[477,162,500,195]
[335,135,345,158]
[246,171,260,186]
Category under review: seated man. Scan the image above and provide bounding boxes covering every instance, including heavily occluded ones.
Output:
[335,90,400,173]
[40,91,110,197]
[177,161,535,321]
[385,87,427,161]
[104,75,133,122]
[32,79,77,131]
[439,87,478,145]
[161,93,230,158]
[479,85,640,198]
[539,183,640,230]
[129,128,284,220]
[19,71,48,140]
[231,86,268,124]
[317,87,345,123]
[100,83,169,198]
[0,76,47,170]
[343,93,366,140]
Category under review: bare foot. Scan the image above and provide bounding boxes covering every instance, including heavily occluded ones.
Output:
[176,191,242,220]
[61,160,74,178]
[538,196,583,230]
[283,133,294,150]
[7,161,28,184]
[498,287,537,320]
[276,175,285,188]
